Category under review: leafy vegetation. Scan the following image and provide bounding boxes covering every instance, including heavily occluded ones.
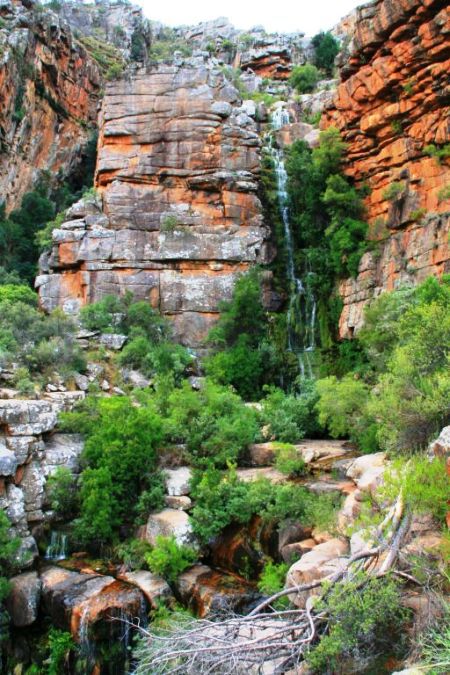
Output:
[311,31,340,76]
[316,275,450,453]
[260,382,323,442]
[145,536,197,583]
[205,269,297,398]
[61,395,164,547]
[289,64,320,93]
[285,128,368,350]
[307,575,408,672]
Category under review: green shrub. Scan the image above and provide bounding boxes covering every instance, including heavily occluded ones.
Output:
[0,511,21,601]
[145,536,197,583]
[260,382,323,443]
[46,467,79,521]
[424,143,450,164]
[160,215,178,232]
[307,575,407,672]
[419,605,450,675]
[275,444,307,477]
[367,289,450,452]
[47,629,76,675]
[135,471,166,523]
[311,31,340,76]
[164,380,259,469]
[380,456,449,524]
[68,395,164,547]
[115,538,153,570]
[190,469,338,545]
[205,270,292,398]
[257,561,289,609]
[0,284,37,306]
[315,375,370,439]
[80,294,126,332]
[289,64,320,93]
[437,185,450,203]
[382,181,406,201]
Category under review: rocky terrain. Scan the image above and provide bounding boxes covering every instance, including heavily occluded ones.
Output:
[37,61,271,345]
[0,0,101,210]
[323,0,450,336]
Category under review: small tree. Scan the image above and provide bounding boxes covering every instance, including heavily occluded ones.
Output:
[311,31,340,76]
[289,64,320,94]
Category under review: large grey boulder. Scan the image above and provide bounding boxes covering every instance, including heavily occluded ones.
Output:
[6,571,41,627]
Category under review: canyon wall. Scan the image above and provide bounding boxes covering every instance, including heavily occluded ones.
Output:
[37,60,270,346]
[0,0,101,210]
[324,0,450,336]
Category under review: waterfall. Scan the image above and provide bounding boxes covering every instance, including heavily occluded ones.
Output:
[45,531,68,561]
[269,111,317,378]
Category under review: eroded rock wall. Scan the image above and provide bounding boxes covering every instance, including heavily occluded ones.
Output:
[0,0,101,209]
[323,0,450,336]
[38,60,270,346]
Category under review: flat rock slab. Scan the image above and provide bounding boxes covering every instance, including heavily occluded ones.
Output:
[236,467,285,483]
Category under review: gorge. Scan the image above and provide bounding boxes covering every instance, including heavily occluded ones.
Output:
[0,0,449,674]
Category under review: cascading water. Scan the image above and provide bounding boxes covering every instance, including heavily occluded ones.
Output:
[269,109,317,378]
[45,531,68,561]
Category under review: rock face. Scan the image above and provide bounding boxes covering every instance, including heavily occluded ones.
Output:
[323,0,450,337]
[0,397,84,561]
[37,61,270,346]
[0,0,101,209]
[6,571,41,627]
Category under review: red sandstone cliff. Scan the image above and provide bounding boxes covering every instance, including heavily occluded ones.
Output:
[323,0,450,337]
[0,0,101,210]
[37,61,270,346]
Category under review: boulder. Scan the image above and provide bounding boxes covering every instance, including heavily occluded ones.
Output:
[6,571,41,626]
[286,538,349,607]
[248,442,277,466]
[117,571,173,608]
[44,434,84,475]
[145,509,194,547]
[165,467,192,496]
[346,452,386,480]
[176,565,259,617]
[164,495,192,511]
[0,445,18,476]
[281,539,316,564]
[99,334,127,351]
[40,566,144,639]
[236,467,285,484]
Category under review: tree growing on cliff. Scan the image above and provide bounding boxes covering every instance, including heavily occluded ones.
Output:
[311,31,340,76]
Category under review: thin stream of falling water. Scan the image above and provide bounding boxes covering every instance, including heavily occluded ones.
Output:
[269,109,317,378]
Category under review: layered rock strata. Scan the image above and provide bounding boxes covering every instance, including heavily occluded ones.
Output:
[0,397,84,563]
[0,0,101,209]
[323,0,450,336]
[38,61,270,346]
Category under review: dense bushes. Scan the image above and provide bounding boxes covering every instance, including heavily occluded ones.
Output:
[145,536,197,583]
[289,64,320,93]
[190,468,340,545]
[61,396,164,546]
[163,380,259,469]
[205,269,297,398]
[311,31,340,76]
[286,128,368,350]
[0,286,85,384]
[315,276,450,454]
[307,575,407,672]
[80,294,192,383]
[260,381,323,442]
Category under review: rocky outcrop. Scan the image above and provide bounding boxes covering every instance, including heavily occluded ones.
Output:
[38,60,270,345]
[0,0,101,209]
[323,0,450,337]
[0,397,84,561]
[58,0,151,58]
